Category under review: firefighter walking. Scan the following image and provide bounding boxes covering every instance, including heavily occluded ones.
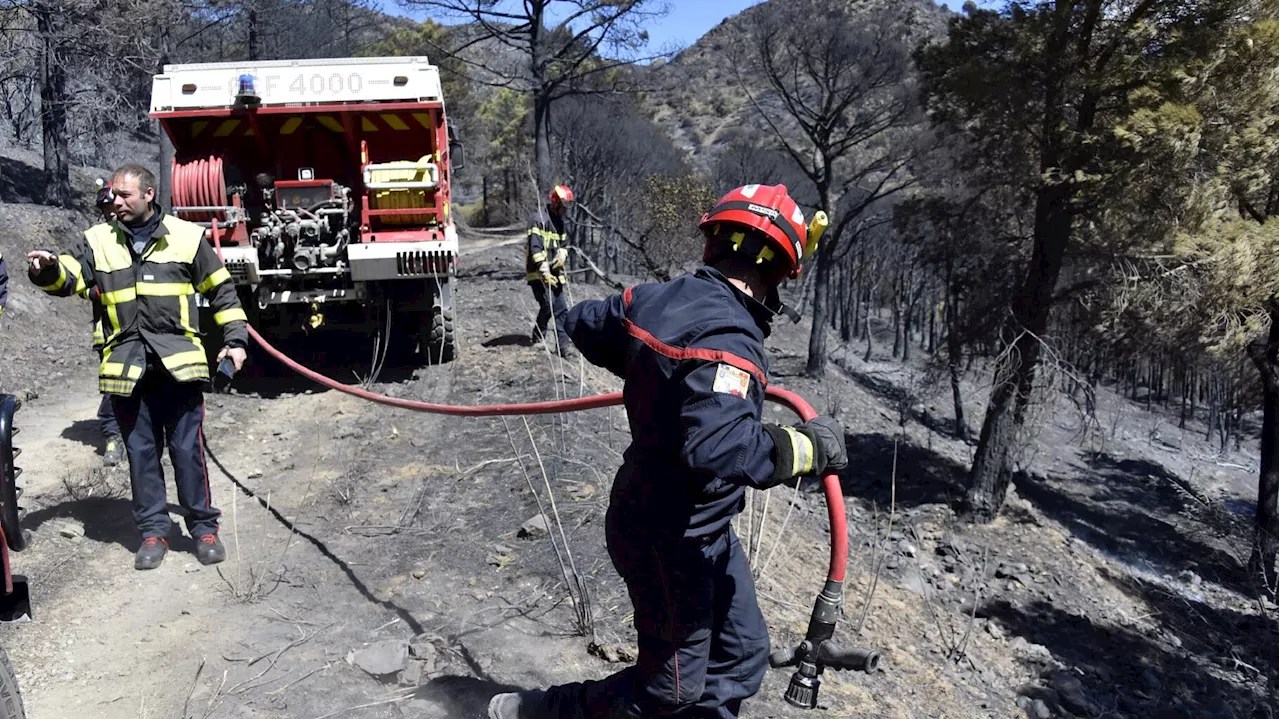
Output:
[490,184,849,719]
[28,164,247,570]
[526,184,574,357]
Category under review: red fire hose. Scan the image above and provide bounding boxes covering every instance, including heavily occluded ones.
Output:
[209,214,874,708]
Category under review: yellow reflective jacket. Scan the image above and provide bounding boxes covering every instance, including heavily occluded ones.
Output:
[32,213,248,395]
[526,209,569,283]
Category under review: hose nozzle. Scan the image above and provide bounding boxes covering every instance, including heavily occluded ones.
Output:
[770,580,882,709]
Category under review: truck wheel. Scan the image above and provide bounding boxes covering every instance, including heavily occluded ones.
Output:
[423,301,454,364]
[0,646,28,719]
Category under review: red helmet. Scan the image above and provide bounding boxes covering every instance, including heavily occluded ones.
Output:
[699,184,808,280]
[549,184,574,210]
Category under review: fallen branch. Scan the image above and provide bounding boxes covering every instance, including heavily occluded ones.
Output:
[227,622,333,696]
[309,690,418,719]
[568,246,625,290]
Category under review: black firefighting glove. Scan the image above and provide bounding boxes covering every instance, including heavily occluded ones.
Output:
[762,416,849,486]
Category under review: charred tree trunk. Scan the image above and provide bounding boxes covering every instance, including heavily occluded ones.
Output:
[947,289,968,442]
[805,184,835,377]
[533,94,552,194]
[962,184,1073,523]
[1247,299,1278,599]
[248,10,259,61]
[36,2,70,207]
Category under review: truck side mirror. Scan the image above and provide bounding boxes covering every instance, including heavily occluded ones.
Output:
[449,140,466,172]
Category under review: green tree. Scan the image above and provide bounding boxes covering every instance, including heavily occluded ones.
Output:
[916,0,1259,523]
[362,19,475,124]
[1191,17,1278,595]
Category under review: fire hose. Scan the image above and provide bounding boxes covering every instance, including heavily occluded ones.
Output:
[204,212,878,710]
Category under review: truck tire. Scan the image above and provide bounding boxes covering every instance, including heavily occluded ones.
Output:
[0,396,24,553]
[423,301,455,364]
[0,646,28,719]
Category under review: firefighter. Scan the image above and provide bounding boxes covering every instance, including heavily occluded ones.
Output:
[90,179,124,467]
[27,164,247,570]
[526,184,574,357]
[489,184,849,719]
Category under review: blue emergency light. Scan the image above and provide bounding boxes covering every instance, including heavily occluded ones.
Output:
[238,74,256,96]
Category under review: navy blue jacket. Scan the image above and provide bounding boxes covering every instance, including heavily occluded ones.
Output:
[566,267,781,541]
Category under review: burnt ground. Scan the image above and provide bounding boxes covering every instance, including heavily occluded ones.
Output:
[0,183,1274,718]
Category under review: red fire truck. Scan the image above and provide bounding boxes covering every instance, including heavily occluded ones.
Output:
[150,56,463,365]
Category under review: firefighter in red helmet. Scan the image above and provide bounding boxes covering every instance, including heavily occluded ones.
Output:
[526,184,575,356]
[489,184,848,719]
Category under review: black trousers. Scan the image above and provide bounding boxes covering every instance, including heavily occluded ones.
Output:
[111,370,220,539]
[529,280,571,351]
[538,472,770,718]
[97,394,120,439]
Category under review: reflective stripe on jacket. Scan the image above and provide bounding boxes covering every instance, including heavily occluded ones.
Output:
[32,214,247,395]
[526,208,568,282]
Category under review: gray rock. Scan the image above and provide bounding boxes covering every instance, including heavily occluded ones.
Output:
[898,541,917,558]
[936,540,963,558]
[1049,670,1096,716]
[996,562,1030,578]
[398,660,424,687]
[1017,697,1053,719]
[350,639,409,677]
[1011,638,1053,663]
[518,514,550,539]
[58,521,85,539]
[984,621,1005,640]
[900,571,929,597]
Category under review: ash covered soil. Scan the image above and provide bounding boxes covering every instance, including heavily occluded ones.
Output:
[0,218,1273,719]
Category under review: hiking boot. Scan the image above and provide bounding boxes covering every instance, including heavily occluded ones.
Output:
[557,344,576,360]
[488,691,545,719]
[196,534,226,566]
[135,537,168,570]
[102,437,125,467]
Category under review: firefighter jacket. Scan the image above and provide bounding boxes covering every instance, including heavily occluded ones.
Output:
[526,208,568,283]
[565,267,782,541]
[31,212,248,396]
[0,249,8,316]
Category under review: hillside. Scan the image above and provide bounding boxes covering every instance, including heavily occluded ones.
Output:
[0,144,1273,718]
[642,0,952,167]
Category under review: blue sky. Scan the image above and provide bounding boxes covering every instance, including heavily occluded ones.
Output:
[390,1,1001,57]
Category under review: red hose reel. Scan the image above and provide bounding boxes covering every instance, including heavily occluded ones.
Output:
[171,156,229,222]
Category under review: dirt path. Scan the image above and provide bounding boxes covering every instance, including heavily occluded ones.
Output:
[0,377,454,719]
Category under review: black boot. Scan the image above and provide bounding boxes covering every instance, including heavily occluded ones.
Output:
[135,537,168,570]
[196,534,226,565]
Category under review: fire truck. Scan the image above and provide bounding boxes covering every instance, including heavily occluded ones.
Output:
[149,56,463,366]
